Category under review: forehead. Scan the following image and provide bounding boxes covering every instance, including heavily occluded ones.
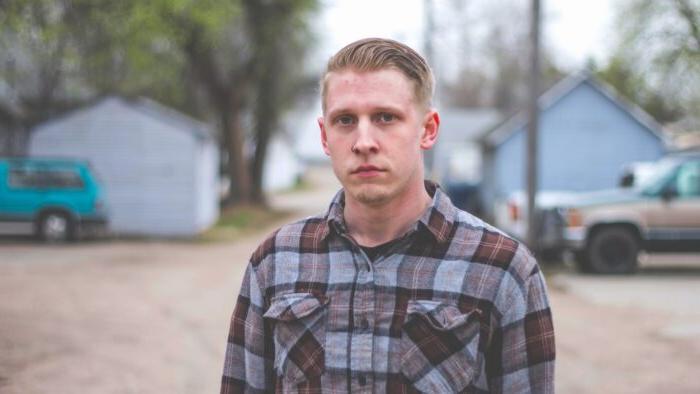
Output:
[323,69,418,114]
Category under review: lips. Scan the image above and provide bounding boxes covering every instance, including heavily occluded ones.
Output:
[351,165,385,177]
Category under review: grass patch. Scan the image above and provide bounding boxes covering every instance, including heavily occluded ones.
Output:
[276,176,314,195]
[198,204,292,243]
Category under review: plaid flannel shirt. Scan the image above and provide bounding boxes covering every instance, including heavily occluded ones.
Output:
[222,183,555,393]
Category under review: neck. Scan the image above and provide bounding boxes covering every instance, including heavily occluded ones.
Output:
[344,180,432,247]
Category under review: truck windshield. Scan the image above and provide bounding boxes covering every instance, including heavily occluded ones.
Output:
[638,159,680,196]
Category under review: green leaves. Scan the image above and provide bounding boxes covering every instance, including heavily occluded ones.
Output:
[604,0,700,126]
[1,0,319,204]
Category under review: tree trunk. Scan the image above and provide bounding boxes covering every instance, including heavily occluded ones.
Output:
[249,59,279,205]
[250,116,271,204]
[221,100,251,207]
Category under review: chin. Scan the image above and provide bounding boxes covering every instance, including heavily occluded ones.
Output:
[350,184,394,206]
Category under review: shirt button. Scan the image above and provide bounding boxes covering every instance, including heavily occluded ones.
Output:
[358,374,367,386]
[360,318,369,330]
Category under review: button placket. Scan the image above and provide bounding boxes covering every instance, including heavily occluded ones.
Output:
[360,317,369,330]
[350,247,376,385]
[358,374,367,386]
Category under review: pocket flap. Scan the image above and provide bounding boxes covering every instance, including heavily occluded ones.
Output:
[264,293,328,322]
[406,299,481,331]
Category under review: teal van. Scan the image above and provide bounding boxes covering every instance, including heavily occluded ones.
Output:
[0,157,108,242]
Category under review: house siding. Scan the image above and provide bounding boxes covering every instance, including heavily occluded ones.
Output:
[491,80,665,201]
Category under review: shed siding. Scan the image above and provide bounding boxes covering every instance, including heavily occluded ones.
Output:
[29,98,218,237]
[263,136,303,192]
[129,110,196,235]
[492,81,665,200]
[194,141,219,231]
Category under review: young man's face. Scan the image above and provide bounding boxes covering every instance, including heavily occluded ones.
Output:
[319,68,439,207]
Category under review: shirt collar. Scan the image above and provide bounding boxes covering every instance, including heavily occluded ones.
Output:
[320,180,458,244]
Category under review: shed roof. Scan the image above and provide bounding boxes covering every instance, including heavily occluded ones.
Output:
[34,96,216,142]
[481,72,669,148]
[129,97,215,142]
[439,108,502,142]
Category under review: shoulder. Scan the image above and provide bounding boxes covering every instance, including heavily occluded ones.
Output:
[246,214,330,300]
[450,208,540,291]
[249,214,328,268]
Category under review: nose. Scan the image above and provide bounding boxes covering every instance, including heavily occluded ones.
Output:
[352,119,379,155]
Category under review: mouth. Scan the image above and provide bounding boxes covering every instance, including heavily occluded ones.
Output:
[351,165,385,177]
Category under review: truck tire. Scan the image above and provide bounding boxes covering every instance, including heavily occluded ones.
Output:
[574,251,593,273]
[586,227,639,274]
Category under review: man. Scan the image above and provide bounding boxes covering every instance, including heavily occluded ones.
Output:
[221,38,555,393]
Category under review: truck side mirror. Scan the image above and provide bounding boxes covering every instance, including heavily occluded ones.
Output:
[619,172,634,188]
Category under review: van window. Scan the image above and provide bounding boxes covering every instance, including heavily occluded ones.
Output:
[8,167,85,189]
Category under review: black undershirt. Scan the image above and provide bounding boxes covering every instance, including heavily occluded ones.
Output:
[359,237,403,261]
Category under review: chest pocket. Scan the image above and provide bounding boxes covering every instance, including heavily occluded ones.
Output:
[263,292,329,384]
[400,299,482,393]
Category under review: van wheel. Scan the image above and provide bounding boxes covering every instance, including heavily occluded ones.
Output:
[586,227,639,274]
[39,212,73,243]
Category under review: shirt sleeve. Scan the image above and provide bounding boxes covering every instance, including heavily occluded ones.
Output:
[487,263,556,393]
[221,263,275,394]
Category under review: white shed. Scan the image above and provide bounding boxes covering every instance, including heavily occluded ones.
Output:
[29,96,219,237]
[263,133,305,192]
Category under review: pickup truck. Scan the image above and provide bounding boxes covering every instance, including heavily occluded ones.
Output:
[559,151,700,273]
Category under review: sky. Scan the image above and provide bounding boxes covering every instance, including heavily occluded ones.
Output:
[315,0,617,71]
[298,0,619,161]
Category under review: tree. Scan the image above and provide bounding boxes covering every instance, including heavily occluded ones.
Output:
[0,0,319,205]
[595,55,681,124]
[0,1,97,127]
[600,0,700,127]
[434,0,563,113]
[241,0,317,203]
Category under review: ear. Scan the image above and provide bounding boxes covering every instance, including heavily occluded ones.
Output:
[318,116,331,156]
[419,110,440,150]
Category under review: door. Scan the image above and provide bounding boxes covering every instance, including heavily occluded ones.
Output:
[643,159,700,251]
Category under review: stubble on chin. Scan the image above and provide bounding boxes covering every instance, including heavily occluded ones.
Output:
[347,183,392,206]
[355,189,389,206]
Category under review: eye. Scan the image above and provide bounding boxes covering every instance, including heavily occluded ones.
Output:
[375,112,396,123]
[334,115,355,126]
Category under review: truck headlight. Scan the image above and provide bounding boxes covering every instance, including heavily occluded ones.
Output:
[508,200,520,221]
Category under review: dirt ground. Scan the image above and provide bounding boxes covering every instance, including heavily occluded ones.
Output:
[1,170,699,393]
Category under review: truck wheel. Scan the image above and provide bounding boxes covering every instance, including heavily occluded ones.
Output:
[38,212,73,243]
[586,227,639,274]
[574,251,593,273]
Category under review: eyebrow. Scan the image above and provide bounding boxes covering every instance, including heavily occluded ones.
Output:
[326,105,405,120]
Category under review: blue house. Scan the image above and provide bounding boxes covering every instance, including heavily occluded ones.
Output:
[480,72,668,217]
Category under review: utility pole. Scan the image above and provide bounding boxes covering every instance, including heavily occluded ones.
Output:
[424,0,434,63]
[526,0,541,250]
[423,0,436,179]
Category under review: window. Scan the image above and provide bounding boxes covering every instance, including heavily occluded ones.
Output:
[8,167,84,189]
[8,168,35,188]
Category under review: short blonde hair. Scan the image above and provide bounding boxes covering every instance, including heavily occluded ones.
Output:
[320,38,434,112]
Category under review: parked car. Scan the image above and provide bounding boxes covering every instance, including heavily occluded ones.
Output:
[0,157,108,242]
[445,181,483,217]
[559,151,700,273]
[494,190,579,260]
